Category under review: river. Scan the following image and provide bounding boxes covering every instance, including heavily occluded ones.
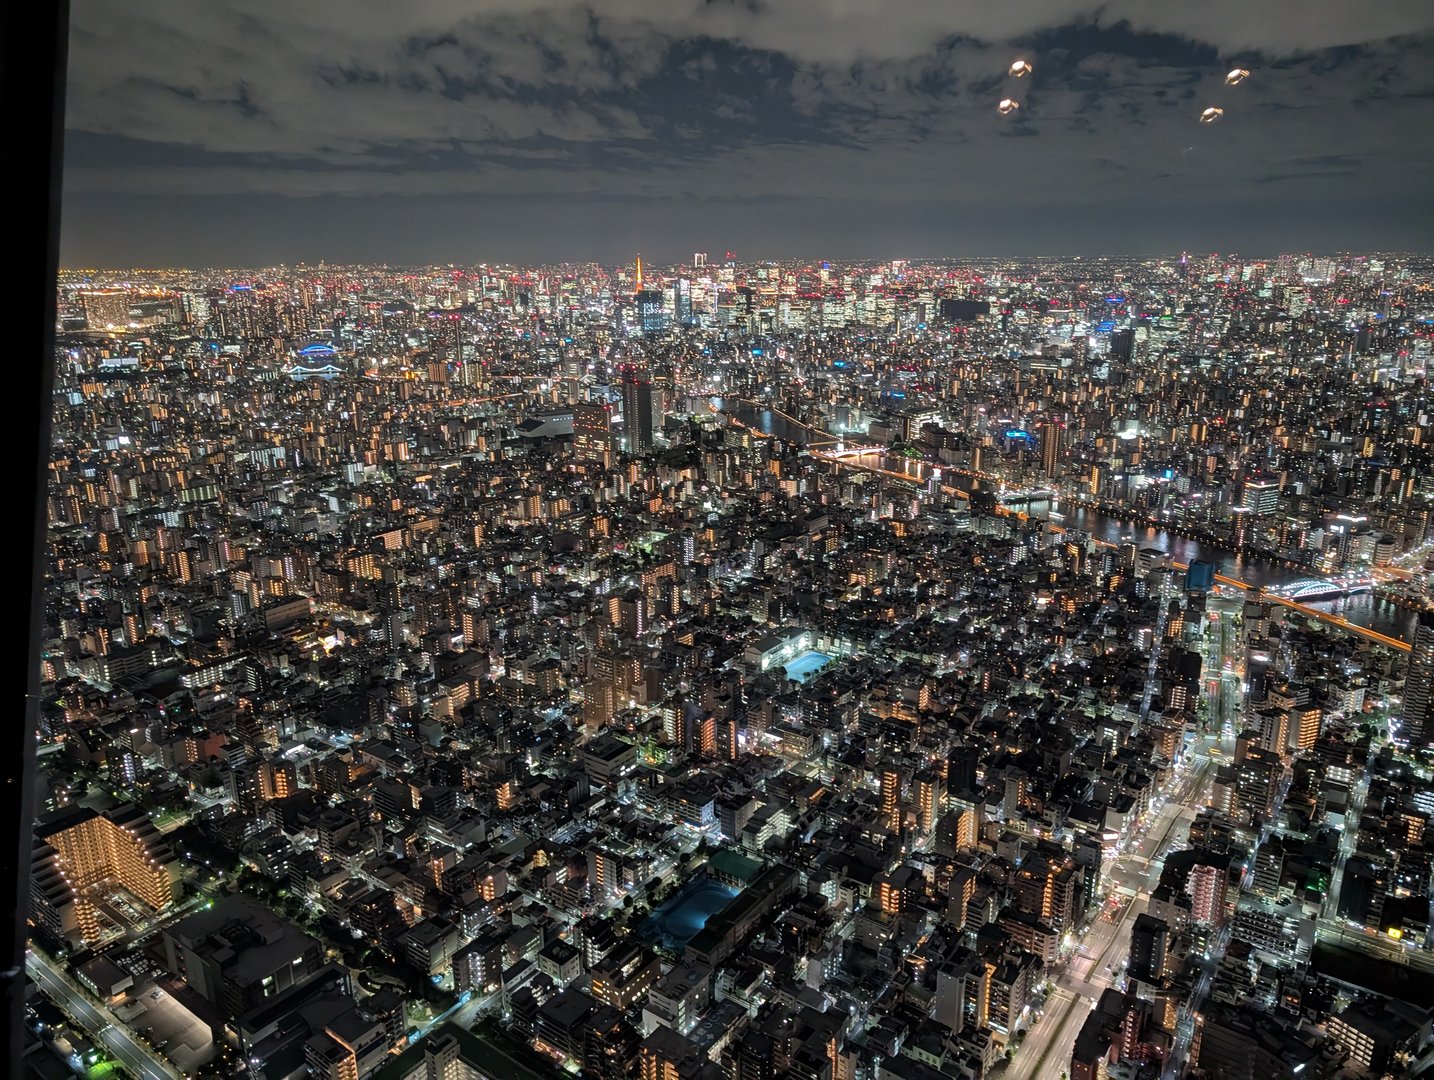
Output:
[1022,500,1418,644]
[713,398,1419,644]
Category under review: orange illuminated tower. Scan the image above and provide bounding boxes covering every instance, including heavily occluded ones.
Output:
[915,769,946,834]
[635,253,644,293]
[879,764,902,833]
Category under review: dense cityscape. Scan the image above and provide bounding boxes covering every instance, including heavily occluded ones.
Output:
[25,252,1434,1080]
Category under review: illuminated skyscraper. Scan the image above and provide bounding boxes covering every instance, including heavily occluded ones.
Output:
[1040,420,1065,479]
[671,278,692,325]
[636,291,665,333]
[574,402,615,467]
[621,366,654,453]
[1402,612,1434,748]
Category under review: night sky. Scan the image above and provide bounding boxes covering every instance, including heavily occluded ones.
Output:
[61,1,1434,267]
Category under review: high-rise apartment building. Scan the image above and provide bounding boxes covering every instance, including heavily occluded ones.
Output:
[1402,612,1434,748]
[34,804,180,944]
[1013,843,1084,935]
[621,366,655,453]
[914,769,946,834]
[1040,420,1065,479]
[1188,862,1228,928]
[879,764,902,834]
[1128,913,1171,982]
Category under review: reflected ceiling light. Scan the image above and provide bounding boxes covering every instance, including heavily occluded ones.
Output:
[997,98,1020,116]
[1199,106,1224,124]
[1225,68,1250,86]
[1008,59,1032,78]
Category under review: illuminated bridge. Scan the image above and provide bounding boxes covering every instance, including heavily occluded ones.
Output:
[1262,575,1373,602]
[1047,540,1414,654]
[999,488,1056,506]
[286,362,343,379]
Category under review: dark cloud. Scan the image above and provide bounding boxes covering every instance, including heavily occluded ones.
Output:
[60,0,1434,264]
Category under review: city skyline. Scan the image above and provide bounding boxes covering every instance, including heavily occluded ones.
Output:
[29,247,1434,1080]
[57,248,1434,274]
[61,1,1434,266]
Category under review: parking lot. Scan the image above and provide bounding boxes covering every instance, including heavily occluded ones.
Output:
[111,983,215,1075]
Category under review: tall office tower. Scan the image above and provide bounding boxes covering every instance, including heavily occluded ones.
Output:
[1241,477,1281,516]
[1108,327,1135,362]
[636,289,666,333]
[34,804,180,943]
[621,366,655,453]
[672,278,693,325]
[1402,612,1434,748]
[879,764,902,833]
[573,402,615,467]
[1040,419,1065,479]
